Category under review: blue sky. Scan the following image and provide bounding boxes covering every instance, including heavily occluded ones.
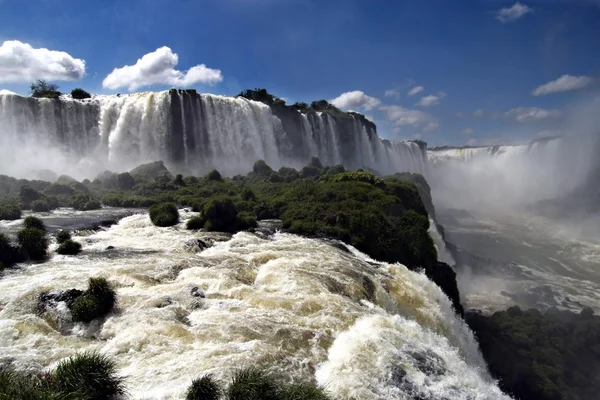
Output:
[1,0,599,146]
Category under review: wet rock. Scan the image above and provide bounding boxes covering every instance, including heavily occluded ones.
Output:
[37,289,84,314]
[409,350,446,376]
[329,241,351,253]
[184,239,209,252]
[157,297,173,308]
[105,246,115,250]
[191,286,206,298]
[424,261,464,317]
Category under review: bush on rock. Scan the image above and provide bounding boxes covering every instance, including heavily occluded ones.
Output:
[149,202,179,227]
[70,277,117,322]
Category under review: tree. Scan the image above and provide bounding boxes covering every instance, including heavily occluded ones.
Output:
[71,88,91,99]
[30,79,61,99]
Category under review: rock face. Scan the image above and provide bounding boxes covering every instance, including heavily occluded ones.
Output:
[425,262,464,317]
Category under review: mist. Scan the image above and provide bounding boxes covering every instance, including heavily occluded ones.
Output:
[427,94,600,216]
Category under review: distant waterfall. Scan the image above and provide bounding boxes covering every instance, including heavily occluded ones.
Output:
[0,91,427,179]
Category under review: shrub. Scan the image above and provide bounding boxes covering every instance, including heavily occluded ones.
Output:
[54,352,125,399]
[201,197,238,232]
[57,239,82,255]
[281,382,331,400]
[241,188,257,201]
[0,368,54,400]
[0,203,21,220]
[186,374,222,400]
[0,232,24,268]
[17,228,48,261]
[31,199,50,212]
[206,169,223,182]
[253,160,273,177]
[268,173,284,183]
[228,367,279,400]
[70,88,91,100]
[70,277,117,322]
[235,211,258,230]
[71,194,101,211]
[19,186,44,208]
[30,79,61,99]
[301,166,321,178]
[149,202,180,227]
[57,230,72,244]
[186,215,205,230]
[23,216,46,231]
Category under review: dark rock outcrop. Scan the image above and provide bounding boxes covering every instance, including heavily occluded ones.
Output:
[425,261,464,317]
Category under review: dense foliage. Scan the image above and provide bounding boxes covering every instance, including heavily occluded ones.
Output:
[1,359,327,400]
[149,202,180,227]
[17,227,48,261]
[70,88,91,99]
[467,306,600,400]
[30,79,61,99]
[70,277,117,322]
[0,352,125,400]
[57,239,82,255]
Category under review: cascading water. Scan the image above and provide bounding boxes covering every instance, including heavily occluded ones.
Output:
[0,91,427,179]
[0,210,509,399]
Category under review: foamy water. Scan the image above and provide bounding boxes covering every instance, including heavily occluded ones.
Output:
[0,210,509,399]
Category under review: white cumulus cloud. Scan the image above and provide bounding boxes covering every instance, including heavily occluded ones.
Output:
[407,86,424,97]
[330,90,381,111]
[103,46,223,91]
[496,2,533,23]
[473,109,485,117]
[506,107,562,122]
[416,92,446,107]
[460,128,474,135]
[531,74,594,96]
[384,89,400,99]
[380,105,438,132]
[0,40,85,83]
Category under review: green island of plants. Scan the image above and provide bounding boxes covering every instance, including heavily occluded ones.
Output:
[70,277,117,323]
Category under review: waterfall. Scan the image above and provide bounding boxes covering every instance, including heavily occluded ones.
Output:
[0,91,427,179]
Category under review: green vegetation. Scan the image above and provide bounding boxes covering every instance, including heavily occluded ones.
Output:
[186,374,222,400]
[56,239,82,255]
[237,88,286,106]
[70,88,91,100]
[17,228,48,261]
[206,169,223,182]
[56,230,71,244]
[1,361,328,400]
[467,306,600,400]
[149,202,180,227]
[31,199,50,212]
[0,201,21,220]
[70,278,117,322]
[30,79,61,99]
[0,352,125,400]
[23,216,46,231]
[228,367,279,400]
[0,232,24,269]
[54,352,125,399]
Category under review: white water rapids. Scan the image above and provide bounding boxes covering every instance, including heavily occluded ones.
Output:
[0,210,509,399]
